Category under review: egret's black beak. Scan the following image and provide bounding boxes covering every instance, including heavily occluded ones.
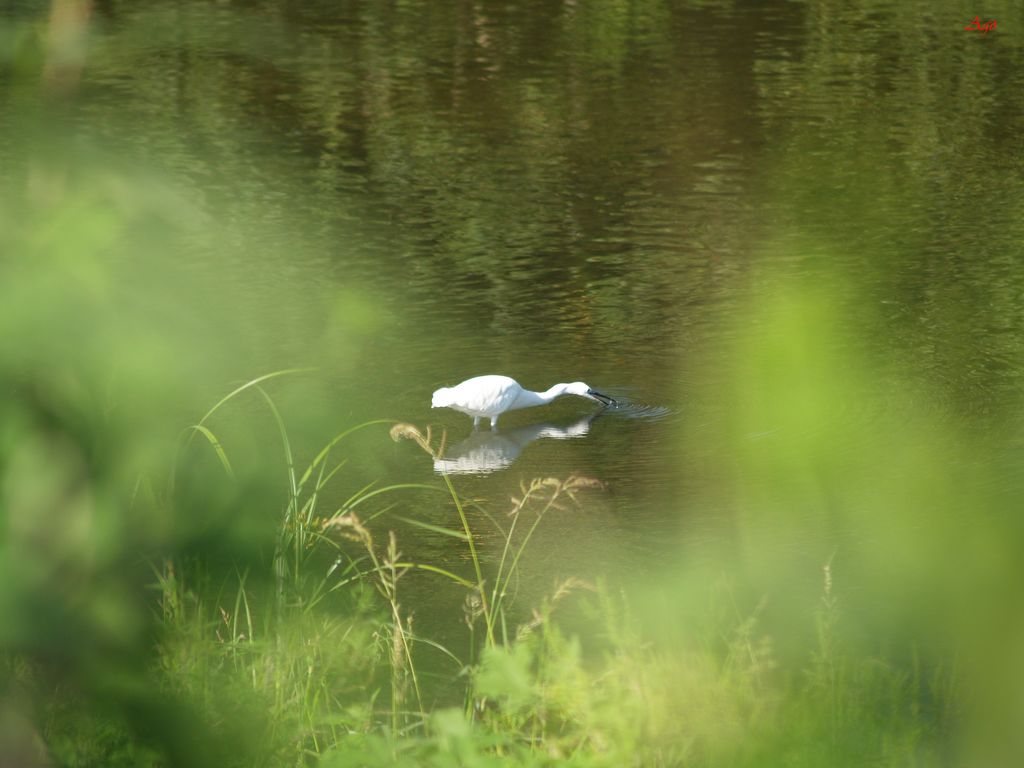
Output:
[587,389,616,407]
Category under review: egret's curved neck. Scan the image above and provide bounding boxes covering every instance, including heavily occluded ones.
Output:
[541,384,570,402]
[513,384,566,410]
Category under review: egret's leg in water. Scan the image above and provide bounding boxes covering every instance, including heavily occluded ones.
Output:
[490,416,499,429]
[473,416,481,429]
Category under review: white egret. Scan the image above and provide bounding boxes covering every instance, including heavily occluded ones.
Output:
[431,374,615,429]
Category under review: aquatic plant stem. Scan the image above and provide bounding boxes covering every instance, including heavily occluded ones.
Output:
[487,481,560,645]
[441,471,494,646]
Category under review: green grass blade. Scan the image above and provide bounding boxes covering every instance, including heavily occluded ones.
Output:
[195,368,315,433]
[390,515,470,541]
[316,458,349,492]
[344,483,444,510]
[341,479,380,510]
[296,419,396,490]
[179,424,234,477]
[256,385,297,508]
[402,562,475,588]
[404,632,464,669]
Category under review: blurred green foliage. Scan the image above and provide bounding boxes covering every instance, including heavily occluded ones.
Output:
[3,0,1024,766]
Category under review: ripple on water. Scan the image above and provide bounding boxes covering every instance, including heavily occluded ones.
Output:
[601,391,677,423]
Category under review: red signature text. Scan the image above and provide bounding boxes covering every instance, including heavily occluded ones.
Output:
[964,16,997,34]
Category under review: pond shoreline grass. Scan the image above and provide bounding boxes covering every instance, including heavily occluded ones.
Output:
[120,375,959,767]
[0,374,958,768]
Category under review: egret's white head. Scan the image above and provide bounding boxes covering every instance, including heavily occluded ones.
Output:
[432,387,453,408]
[562,382,615,406]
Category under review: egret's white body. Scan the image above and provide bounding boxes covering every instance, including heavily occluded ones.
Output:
[431,374,614,428]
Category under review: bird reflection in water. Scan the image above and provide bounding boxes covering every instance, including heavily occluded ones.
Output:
[433,413,598,475]
[390,414,598,475]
